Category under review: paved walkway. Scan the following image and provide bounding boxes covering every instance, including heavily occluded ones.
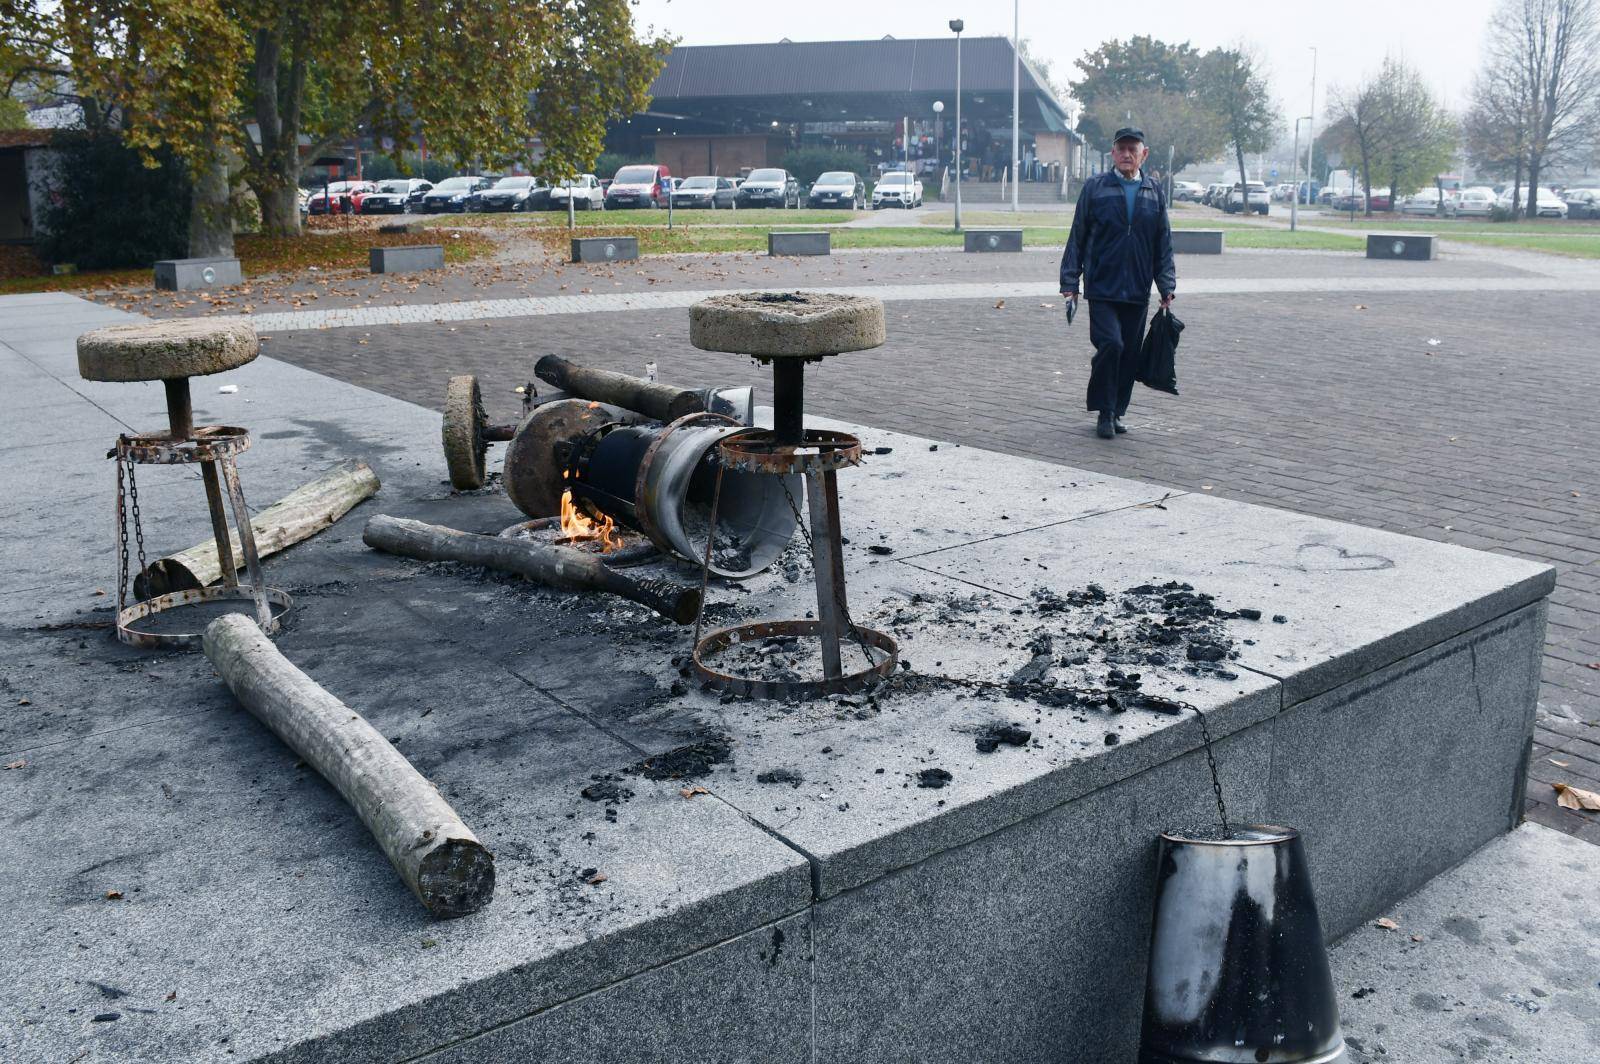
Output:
[218,245,1600,844]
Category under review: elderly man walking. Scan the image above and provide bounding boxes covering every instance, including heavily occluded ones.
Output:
[1059,127,1176,439]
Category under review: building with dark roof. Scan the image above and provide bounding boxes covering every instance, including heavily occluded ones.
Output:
[608,36,1080,189]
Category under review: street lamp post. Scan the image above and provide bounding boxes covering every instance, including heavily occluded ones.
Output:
[1289,116,1312,231]
[1305,47,1318,211]
[933,100,945,197]
[1010,0,1019,212]
[950,19,964,231]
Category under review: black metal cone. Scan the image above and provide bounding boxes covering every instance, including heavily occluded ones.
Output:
[1139,825,1348,1064]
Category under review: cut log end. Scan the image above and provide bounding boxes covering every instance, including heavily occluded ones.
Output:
[416,838,497,919]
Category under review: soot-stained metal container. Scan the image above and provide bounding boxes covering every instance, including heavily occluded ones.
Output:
[1140,825,1348,1064]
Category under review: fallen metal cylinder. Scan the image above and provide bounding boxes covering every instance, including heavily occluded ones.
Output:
[535,354,704,423]
[1140,824,1347,1064]
[362,513,702,623]
[570,414,800,579]
[202,613,495,919]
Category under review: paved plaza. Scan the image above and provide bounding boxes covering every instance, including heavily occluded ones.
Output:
[116,237,1599,842]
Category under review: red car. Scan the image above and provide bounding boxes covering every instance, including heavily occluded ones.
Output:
[306,180,376,215]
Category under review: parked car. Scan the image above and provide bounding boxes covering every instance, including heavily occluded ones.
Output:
[1562,188,1600,219]
[548,174,606,211]
[1204,182,1230,207]
[359,178,431,214]
[306,180,374,215]
[420,176,490,213]
[1455,187,1497,217]
[605,164,672,209]
[1270,182,1295,202]
[471,175,545,212]
[1399,188,1458,217]
[1224,182,1270,215]
[1367,188,1394,211]
[1330,189,1366,212]
[1496,187,1568,217]
[808,171,865,209]
[737,168,800,208]
[670,175,737,209]
[1171,180,1204,202]
[871,171,923,209]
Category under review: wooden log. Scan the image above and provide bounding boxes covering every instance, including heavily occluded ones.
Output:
[535,353,704,423]
[137,459,381,598]
[202,614,495,918]
[363,514,701,624]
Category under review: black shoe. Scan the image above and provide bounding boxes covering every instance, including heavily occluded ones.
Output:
[1096,415,1115,439]
[1113,416,1127,434]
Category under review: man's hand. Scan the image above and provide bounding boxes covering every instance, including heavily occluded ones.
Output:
[1159,291,1175,309]
[1061,290,1079,306]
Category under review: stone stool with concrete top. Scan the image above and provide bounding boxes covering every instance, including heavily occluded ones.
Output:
[76,318,288,647]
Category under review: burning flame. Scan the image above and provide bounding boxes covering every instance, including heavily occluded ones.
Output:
[560,487,620,552]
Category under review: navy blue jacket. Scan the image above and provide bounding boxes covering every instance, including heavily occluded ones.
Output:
[1059,170,1176,303]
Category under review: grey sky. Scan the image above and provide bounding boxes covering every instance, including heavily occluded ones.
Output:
[629,1,1498,116]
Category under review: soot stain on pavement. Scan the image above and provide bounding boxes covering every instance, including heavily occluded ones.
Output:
[626,736,733,781]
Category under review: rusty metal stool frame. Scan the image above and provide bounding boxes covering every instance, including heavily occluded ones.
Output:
[111,388,288,649]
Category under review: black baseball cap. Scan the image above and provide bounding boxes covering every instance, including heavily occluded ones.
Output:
[1112,127,1145,144]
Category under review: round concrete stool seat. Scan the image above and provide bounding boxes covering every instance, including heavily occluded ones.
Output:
[689,291,885,358]
[77,318,259,383]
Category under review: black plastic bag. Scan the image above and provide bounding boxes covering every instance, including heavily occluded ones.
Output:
[1136,307,1183,395]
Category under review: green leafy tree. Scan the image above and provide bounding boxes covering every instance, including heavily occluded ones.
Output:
[1196,47,1281,191]
[1070,36,1204,150]
[1083,87,1224,175]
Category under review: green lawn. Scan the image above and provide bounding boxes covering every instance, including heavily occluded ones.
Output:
[1434,232,1600,259]
[1299,214,1600,257]
[535,224,1363,255]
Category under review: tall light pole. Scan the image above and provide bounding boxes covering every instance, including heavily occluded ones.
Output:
[932,100,944,194]
[1306,47,1318,207]
[1010,0,1020,212]
[951,19,964,231]
[1289,116,1311,231]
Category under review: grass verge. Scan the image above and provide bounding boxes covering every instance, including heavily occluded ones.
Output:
[430,207,857,228]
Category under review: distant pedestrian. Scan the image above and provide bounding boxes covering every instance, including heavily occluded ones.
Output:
[1059,127,1176,439]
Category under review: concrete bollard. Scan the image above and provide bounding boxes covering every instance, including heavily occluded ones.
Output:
[767,232,831,256]
[963,229,1023,253]
[369,245,445,274]
[1366,234,1436,261]
[571,236,639,263]
[154,257,243,291]
[1171,230,1225,255]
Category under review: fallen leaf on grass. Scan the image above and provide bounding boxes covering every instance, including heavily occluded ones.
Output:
[680,786,708,799]
[1374,917,1400,931]
[1553,782,1600,811]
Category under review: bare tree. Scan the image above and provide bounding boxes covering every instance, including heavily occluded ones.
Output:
[1487,0,1600,217]
[1196,46,1281,193]
[1326,79,1389,215]
[1464,56,1533,210]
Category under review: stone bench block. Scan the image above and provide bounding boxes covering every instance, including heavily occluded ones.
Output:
[571,236,639,263]
[369,245,445,274]
[963,229,1023,252]
[768,231,831,256]
[1172,229,1225,254]
[1367,234,1436,260]
[153,257,242,291]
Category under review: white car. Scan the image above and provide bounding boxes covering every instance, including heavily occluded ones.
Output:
[1496,186,1567,218]
[1455,187,1497,217]
[1398,188,1458,217]
[1172,180,1204,202]
[871,172,923,209]
[1224,182,1270,215]
[548,174,605,211]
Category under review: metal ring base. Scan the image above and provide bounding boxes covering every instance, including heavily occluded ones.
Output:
[116,585,292,649]
[691,619,898,699]
[117,426,251,464]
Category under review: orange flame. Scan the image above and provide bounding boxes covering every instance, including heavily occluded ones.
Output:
[560,488,620,552]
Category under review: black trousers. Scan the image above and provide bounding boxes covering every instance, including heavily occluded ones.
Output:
[1085,298,1149,416]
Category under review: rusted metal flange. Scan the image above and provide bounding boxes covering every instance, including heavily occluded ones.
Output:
[692,619,899,699]
[116,585,292,649]
[718,429,862,475]
[115,426,251,465]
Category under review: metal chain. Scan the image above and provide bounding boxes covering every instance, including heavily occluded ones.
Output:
[116,443,129,612]
[126,449,147,578]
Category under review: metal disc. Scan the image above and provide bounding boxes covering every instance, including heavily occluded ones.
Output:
[502,399,632,518]
[442,374,487,490]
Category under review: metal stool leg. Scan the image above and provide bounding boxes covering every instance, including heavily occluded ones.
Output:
[218,455,274,631]
[200,460,238,588]
[806,468,849,680]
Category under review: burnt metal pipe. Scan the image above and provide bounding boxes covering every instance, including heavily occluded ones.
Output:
[536,354,705,423]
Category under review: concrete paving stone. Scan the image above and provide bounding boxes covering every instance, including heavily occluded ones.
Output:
[810,727,1272,1064]
[1327,824,1600,1064]
[1267,600,1546,939]
[415,913,811,1064]
[0,603,811,1064]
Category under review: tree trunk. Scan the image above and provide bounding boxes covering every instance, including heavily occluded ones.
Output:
[188,138,235,258]
[258,179,302,236]
[137,460,380,598]
[1526,154,1541,220]
[203,613,495,919]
